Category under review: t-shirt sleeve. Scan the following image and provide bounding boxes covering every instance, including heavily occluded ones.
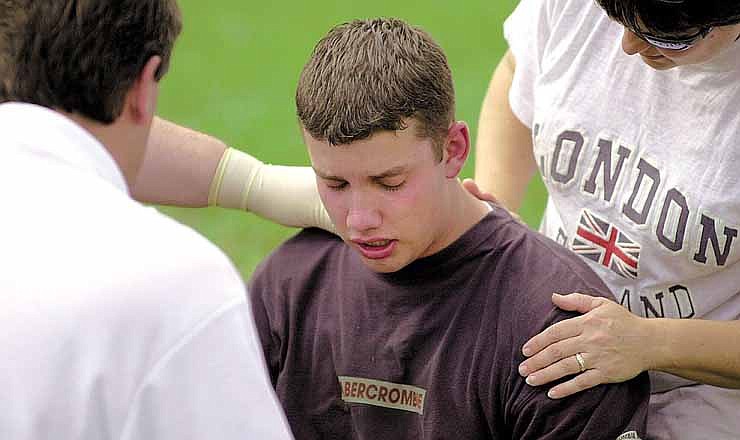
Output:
[503,0,553,128]
[509,368,649,439]
[494,231,650,439]
[119,299,293,440]
[248,260,284,387]
[507,268,649,438]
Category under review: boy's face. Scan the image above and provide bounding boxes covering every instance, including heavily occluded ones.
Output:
[305,119,455,273]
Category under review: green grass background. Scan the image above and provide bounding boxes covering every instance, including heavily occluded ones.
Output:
[157,0,547,278]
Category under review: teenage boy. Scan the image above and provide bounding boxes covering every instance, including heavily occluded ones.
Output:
[249,18,649,440]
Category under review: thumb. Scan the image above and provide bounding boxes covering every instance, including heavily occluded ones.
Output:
[462,178,498,203]
[552,292,604,313]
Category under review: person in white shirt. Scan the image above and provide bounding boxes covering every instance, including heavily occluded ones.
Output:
[0,1,292,438]
[473,0,740,438]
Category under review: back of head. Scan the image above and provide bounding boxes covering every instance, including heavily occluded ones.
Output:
[0,0,182,123]
[296,18,455,159]
[596,0,740,36]
[0,0,26,103]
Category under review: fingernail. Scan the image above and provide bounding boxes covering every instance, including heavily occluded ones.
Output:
[552,292,562,298]
[518,364,528,376]
[525,375,536,386]
[547,389,559,399]
[522,345,532,356]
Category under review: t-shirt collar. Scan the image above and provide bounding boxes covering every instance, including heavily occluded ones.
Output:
[0,102,129,195]
[372,204,504,284]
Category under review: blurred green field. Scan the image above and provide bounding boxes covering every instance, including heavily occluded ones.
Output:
[157,0,547,278]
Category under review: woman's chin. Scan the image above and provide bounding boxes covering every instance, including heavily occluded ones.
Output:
[640,54,677,70]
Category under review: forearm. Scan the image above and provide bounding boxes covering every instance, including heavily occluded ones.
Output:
[132,117,226,206]
[134,117,333,231]
[474,50,536,213]
[649,318,740,388]
[209,148,334,231]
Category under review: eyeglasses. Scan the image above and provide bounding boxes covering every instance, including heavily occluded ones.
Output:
[639,27,713,51]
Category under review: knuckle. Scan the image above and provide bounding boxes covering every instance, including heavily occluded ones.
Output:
[591,372,608,386]
[549,346,564,360]
[573,375,587,387]
[575,373,596,388]
[591,296,606,306]
[592,331,610,345]
[561,360,575,375]
[546,325,561,340]
[582,313,605,328]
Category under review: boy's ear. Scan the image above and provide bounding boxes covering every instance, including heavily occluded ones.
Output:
[125,55,162,124]
[442,121,471,179]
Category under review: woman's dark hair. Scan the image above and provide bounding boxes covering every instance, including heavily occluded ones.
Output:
[595,0,740,37]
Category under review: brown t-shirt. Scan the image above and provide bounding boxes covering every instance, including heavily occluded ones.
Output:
[249,208,649,439]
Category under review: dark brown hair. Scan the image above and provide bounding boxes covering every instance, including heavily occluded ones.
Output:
[0,0,26,103]
[1,0,182,123]
[595,0,740,37]
[296,18,455,159]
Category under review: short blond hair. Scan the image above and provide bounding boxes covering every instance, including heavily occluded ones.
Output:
[296,18,455,159]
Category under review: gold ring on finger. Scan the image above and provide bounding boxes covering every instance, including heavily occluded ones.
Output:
[575,352,586,373]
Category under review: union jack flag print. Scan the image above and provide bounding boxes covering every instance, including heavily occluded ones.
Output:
[571,210,640,279]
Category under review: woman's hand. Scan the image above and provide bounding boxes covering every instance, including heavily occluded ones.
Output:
[461,178,522,222]
[518,292,655,398]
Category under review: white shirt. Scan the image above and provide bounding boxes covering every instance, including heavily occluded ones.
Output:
[504,0,740,438]
[0,103,293,439]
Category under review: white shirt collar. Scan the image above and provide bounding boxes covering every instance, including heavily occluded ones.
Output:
[0,102,129,195]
